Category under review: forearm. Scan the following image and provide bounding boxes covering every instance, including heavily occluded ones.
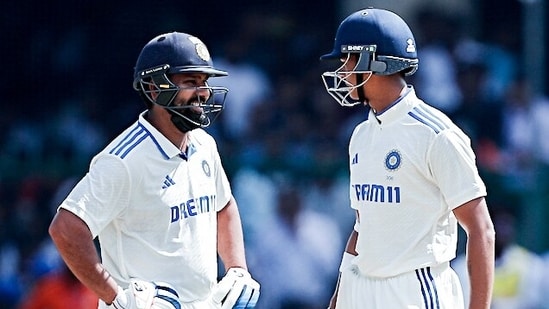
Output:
[454,197,495,309]
[49,209,119,303]
[466,231,495,309]
[217,197,247,271]
[329,229,359,309]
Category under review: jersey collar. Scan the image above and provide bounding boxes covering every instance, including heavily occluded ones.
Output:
[370,85,416,124]
[138,111,185,159]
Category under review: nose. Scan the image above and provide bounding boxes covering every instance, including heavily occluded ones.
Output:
[196,84,212,101]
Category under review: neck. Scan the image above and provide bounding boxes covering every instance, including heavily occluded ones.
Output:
[146,108,188,150]
[365,75,407,112]
[178,133,189,153]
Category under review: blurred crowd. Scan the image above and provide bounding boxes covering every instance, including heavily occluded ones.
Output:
[1,1,549,308]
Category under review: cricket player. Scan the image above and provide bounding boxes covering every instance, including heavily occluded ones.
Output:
[320,8,495,309]
[49,32,260,309]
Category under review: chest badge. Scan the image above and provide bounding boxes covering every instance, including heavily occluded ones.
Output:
[202,160,211,177]
[385,149,402,171]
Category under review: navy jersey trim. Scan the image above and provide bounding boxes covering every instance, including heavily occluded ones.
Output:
[415,267,440,309]
[109,123,170,159]
[408,106,449,134]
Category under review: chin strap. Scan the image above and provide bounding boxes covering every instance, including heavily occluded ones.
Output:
[356,73,367,104]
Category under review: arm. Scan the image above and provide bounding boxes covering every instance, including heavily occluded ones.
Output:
[213,197,260,308]
[453,197,495,309]
[329,211,359,309]
[49,209,119,304]
[217,196,248,271]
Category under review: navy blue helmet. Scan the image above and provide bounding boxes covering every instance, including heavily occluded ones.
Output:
[133,32,228,132]
[321,8,418,76]
[320,8,419,107]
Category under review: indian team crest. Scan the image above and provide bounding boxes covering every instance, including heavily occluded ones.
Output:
[188,36,211,61]
[385,149,402,171]
[202,160,211,177]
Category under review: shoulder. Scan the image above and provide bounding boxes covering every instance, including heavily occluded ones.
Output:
[189,128,218,149]
[406,101,456,135]
[190,128,214,140]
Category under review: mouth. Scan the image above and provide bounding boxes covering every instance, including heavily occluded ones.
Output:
[188,101,204,113]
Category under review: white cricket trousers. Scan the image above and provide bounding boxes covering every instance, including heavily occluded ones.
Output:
[335,262,465,309]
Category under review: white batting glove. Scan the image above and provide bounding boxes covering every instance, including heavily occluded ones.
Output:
[212,268,260,309]
[109,279,181,309]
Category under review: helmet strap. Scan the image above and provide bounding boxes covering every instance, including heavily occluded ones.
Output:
[356,73,367,104]
[357,51,387,74]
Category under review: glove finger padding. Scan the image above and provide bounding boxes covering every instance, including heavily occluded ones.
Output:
[232,284,260,309]
[128,279,157,309]
[112,279,181,309]
[151,282,181,309]
[212,268,260,309]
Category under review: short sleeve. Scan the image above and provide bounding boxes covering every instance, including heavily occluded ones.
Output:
[211,140,232,211]
[58,154,131,237]
[428,129,487,210]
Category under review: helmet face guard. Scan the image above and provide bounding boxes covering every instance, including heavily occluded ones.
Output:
[321,52,373,107]
[134,64,228,131]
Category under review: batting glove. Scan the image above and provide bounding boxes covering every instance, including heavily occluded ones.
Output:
[212,268,260,309]
[109,279,181,309]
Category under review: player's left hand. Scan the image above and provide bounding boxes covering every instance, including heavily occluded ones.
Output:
[109,279,181,309]
[212,268,260,309]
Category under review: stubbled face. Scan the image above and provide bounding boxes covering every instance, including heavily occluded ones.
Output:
[167,73,211,110]
[148,72,215,133]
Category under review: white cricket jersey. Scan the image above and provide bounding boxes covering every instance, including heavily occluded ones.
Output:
[59,111,232,303]
[349,86,486,277]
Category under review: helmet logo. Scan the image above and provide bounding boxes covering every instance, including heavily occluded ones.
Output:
[188,36,211,62]
[342,45,376,53]
[406,39,416,53]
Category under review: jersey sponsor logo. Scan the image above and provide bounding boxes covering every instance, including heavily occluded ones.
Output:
[170,194,216,222]
[385,149,402,171]
[352,183,401,203]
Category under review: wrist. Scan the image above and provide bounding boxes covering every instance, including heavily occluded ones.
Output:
[108,286,127,308]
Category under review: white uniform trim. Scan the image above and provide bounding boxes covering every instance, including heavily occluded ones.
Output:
[336,262,465,308]
[59,111,232,303]
[348,86,486,277]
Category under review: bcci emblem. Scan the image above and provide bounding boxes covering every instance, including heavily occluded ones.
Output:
[202,160,211,177]
[188,36,211,62]
[385,150,402,171]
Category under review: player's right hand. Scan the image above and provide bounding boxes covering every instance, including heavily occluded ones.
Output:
[212,268,260,309]
[109,279,181,309]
